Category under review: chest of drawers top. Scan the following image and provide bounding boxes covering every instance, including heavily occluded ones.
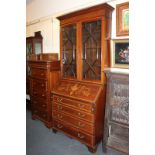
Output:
[29,60,60,71]
[52,80,103,103]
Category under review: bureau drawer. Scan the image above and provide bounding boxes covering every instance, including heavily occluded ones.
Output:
[53,95,93,113]
[53,102,94,123]
[53,111,94,134]
[31,97,47,110]
[32,79,47,91]
[32,89,47,100]
[31,68,47,79]
[32,106,48,121]
[53,120,94,147]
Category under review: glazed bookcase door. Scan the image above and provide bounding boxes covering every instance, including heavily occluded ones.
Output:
[34,42,42,54]
[62,25,77,78]
[26,43,32,57]
[82,20,101,81]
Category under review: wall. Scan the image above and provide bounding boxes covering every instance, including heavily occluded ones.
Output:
[26,0,129,53]
[26,0,108,22]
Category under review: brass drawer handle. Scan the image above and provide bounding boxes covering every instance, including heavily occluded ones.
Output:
[91,107,95,112]
[78,103,85,108]
[78,122,85,127]
[57,124,63,129]
[78,112,86,118]
[57,98,62,102]
[58,114,63,119]
[78,133,85,139]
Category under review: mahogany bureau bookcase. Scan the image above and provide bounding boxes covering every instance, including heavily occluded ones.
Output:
[103,71,129,154]
[29,54,60,128]
[51,3,114,153]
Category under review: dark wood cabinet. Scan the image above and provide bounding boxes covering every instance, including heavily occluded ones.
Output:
[51,3,114,153]
[26,31,43,96]
[29,54,60,128]
[103,71,129,154]
[26,31,43,58]
[26,61,31,96]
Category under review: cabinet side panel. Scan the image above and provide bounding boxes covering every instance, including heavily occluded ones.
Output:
[95,86,106,144]
[50,71,60,91]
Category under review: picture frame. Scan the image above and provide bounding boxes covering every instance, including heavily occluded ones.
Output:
[116,2,129,36]
[111,39,129,68]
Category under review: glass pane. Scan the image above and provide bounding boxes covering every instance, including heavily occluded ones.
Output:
[28,65,31,76]
[35,43,42,54]
[82,20,101,80]
[62,25,76,78]
[26,43,32,56]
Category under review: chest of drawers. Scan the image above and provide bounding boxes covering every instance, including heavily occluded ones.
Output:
[29,60,60,128]
[51,80,106,153]
[103,71,129,154]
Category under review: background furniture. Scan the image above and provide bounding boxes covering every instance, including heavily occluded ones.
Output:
[103,71,129,154]
[26,31,43,58]
[29,53,60,128]
[26,31,43,101]
[51,3,114,153]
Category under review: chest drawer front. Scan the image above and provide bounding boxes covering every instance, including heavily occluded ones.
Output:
[32,79,47,91]
[53,95,93,113]
[31,97,47,110]
[32,89,47,100]
[53,111,94,134]
[31,68,47,79]
[53,102,94,123]
[53,120,94,147]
